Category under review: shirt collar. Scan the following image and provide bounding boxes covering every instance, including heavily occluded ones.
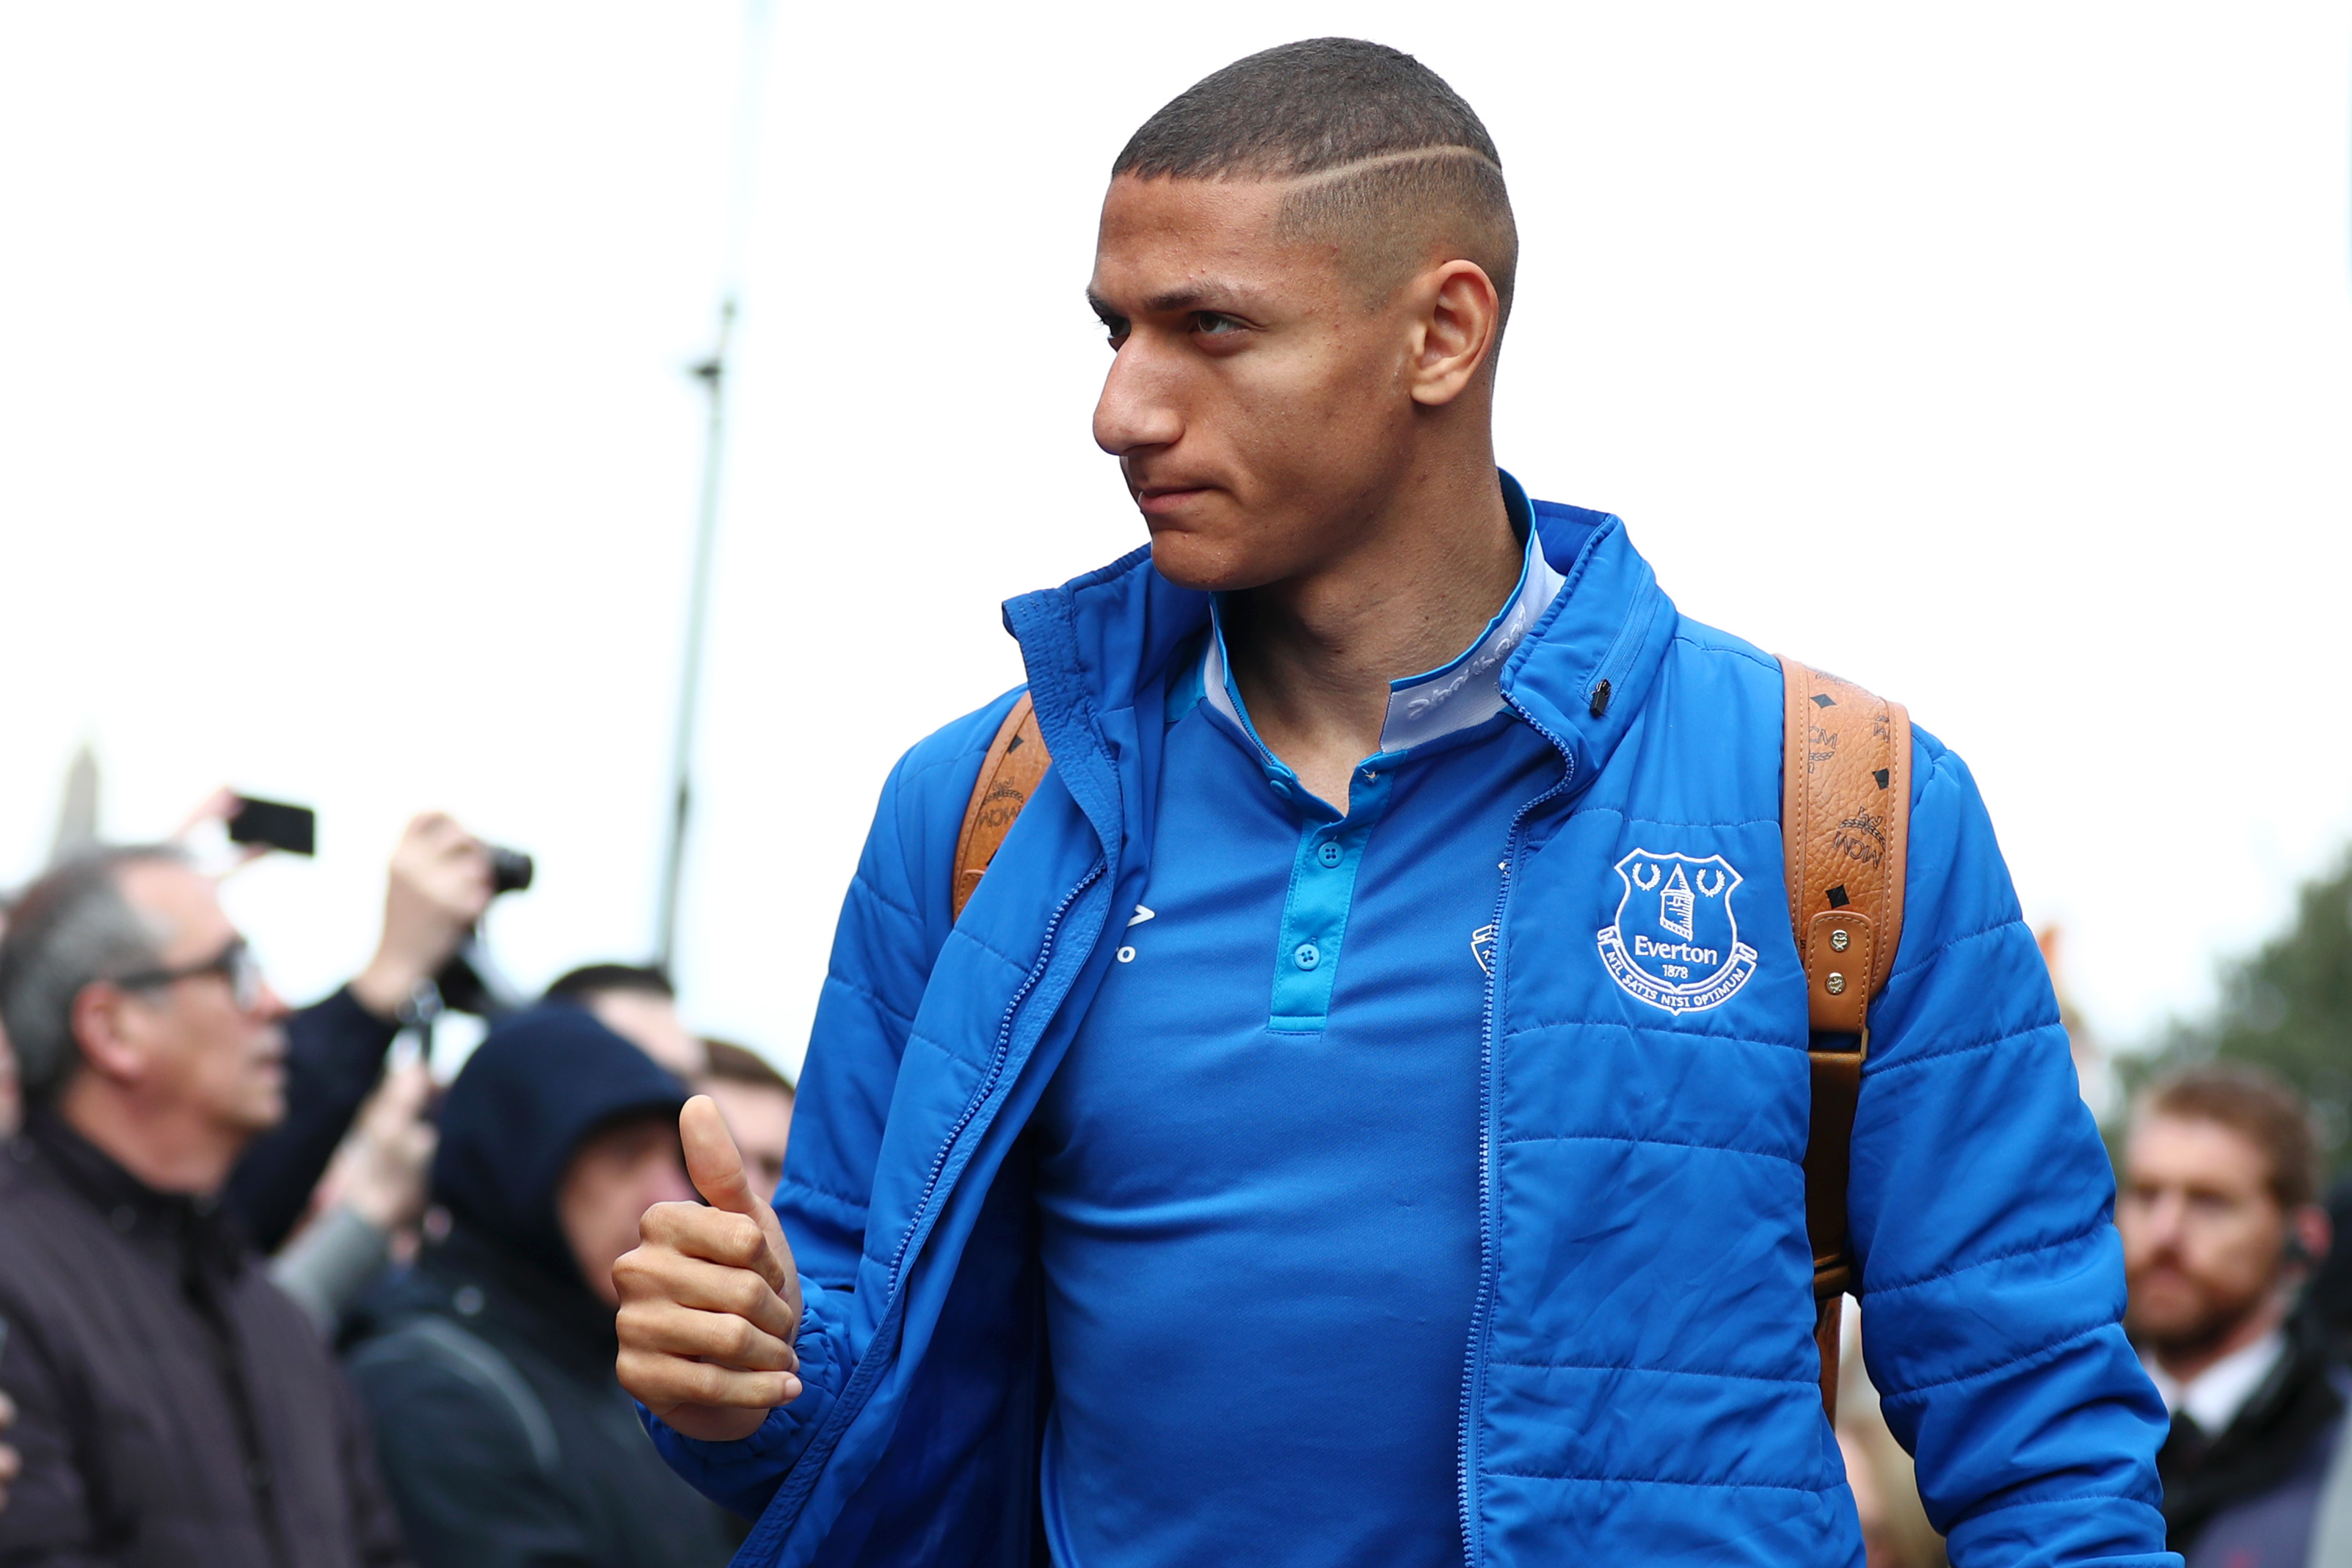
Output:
[1201,473,1564,759]
[2142,1327,2287,1436]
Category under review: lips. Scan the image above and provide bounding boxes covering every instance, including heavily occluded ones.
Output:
[252,1029,289,1076]
[1132,483,1214,518]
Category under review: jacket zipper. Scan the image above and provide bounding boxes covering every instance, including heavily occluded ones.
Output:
[1457,698,1577,1567]
[746,861,1109,1560]
[887,859,1106,1294]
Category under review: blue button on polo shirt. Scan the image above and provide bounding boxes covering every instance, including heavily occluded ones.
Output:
[1033,484,1570,1568]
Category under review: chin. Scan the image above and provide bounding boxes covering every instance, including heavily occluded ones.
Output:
[239,1088,290,1134]
[2127,1295,2227,1349]
[1146,534,1273,595]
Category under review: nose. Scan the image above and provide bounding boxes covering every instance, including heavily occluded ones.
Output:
[2130,1189,2189,1256]
[253,982,292,1024]
[1092,341,1184,458]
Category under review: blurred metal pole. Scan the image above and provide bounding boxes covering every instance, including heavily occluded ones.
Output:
[655,297,734,975]
[652,0,773,978]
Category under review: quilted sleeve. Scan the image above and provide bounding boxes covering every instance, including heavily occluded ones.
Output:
[1848,731,2176,1567]
[771,693,1015,1286]
[641,1280,856,1522]
[646,692,1015,1515]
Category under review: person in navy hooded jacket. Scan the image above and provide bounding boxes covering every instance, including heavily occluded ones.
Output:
[346,1007,742,1567]
[614,37,2175,1568]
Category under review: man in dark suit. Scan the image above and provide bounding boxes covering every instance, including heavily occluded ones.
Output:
[2122,1062,2346,1565]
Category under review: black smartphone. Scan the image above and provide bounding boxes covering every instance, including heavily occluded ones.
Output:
[227,795,316,857]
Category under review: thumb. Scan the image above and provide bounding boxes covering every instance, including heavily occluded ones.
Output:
[682,1095,765,1217]
[680,1096,795,1288]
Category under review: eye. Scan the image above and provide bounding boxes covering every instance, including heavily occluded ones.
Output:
[1094,310,1130,348]
[1193,312,1242,337]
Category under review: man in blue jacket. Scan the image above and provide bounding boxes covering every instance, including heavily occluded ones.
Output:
[615,37,2174,1566]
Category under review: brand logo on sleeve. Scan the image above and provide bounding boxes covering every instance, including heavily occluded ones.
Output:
[1596,849,1758,1013]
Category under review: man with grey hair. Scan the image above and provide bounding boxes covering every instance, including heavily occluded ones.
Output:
[0,841,455,1565]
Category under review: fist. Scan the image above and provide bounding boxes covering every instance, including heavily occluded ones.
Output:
[352,813,495,1018]
[615,1096,804,1443]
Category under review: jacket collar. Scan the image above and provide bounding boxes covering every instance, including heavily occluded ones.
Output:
[1500,490,1675,792]
[21,1109,247,1278]
[1001,470,1676,845]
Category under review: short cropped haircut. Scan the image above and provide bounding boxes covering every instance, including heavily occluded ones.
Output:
[2136,1062,2326,1213]
[0,846,186,1104]
[1113,38,1518,326]
[704,1038,795,1098]
[544,962,674,1004]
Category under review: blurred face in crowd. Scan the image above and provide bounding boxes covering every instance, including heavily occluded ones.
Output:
[0,1022,20,1139]
[1088,174,1499,594]
[2119,1112,2322,1360]
[0,909,13,1138]
[708,1078,793,1206]
[68,861,290,1179]
[586,991,709,1084]
[561,1112,694,1307]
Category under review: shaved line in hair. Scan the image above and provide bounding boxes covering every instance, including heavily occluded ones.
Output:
[1110,145,1517,325]
[1268,145,1504,187]
[1111,38,1519,346]
[1270,147,1517,329]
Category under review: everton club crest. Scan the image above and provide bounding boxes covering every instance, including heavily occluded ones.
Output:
[1596,848,1759,1013]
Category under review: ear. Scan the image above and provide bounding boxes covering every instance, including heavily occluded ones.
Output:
[1405,260,1502,409]
[2291,1202,2332,1271]
[69,983,148,1089]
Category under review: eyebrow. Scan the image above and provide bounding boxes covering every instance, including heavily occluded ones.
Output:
[1087,279,1269,318]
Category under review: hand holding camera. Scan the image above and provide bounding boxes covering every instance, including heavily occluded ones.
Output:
[351,813,496,1021]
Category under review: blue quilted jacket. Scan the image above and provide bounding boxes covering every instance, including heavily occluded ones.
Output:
[651,495,2176,1566]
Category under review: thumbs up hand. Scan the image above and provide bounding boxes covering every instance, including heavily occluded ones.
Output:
[615,1096,806,1443]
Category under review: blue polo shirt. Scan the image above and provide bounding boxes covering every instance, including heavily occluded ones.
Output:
[1032,500,1568,1567]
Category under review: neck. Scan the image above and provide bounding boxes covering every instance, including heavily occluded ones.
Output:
[1223,445,1520,811]
[2152,1290,2291,1387]
[54,1076,241,1196]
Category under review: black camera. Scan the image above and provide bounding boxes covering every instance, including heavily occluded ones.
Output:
[487,845,534,897]
[432,842,536,1017]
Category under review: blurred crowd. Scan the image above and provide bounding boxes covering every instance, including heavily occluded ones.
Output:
[0,804,2348,1568]
[0,806,793,1567]
[1836,1058,2352,1568]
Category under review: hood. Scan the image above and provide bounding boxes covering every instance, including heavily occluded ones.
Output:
[429,1003,687,1288]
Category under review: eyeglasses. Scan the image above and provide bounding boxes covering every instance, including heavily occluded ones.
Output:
[110,937,266,1013]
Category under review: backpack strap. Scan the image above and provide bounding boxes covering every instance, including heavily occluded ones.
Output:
[349,1314,563,1481]
[951,692,1053,920]
[1779,656,1912,1419]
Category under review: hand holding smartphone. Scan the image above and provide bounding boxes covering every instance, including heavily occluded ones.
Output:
[225,796,316,857]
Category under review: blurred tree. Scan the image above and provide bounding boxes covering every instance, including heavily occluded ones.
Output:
[2136,849,2352,1160]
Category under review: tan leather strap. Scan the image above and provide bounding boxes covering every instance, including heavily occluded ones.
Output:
[1780,655,1911,1418]
[951,693,1053,920]
[1814,1294,1847,1425]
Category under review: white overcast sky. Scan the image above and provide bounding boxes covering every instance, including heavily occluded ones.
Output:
[2,4,2347,1073]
